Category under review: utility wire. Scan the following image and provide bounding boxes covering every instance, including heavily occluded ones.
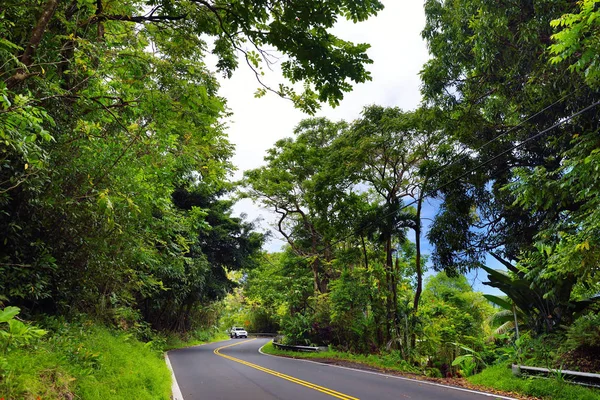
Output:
[427,88,580,186]
[258,93,595,265]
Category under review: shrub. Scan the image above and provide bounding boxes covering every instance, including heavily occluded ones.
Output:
[565,307,600,350]
[280,313,313,345]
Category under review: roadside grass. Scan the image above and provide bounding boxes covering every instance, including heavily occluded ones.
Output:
[1,323,171,400]
[260,341,419,374]
[467,363,600,400]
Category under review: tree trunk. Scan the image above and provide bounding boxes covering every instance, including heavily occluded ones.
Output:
[7,0,58,88]
[384,236,395,343]
[96,0,105,39]
[361,235,369,271]
[411,193,424,350]
[22,0,59,66]
[413,194,423,313]
[312,264,320,293]
[363,235,384,346]
[390,239,399,335]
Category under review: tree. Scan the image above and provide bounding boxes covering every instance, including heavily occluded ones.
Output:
[244,118,352,294]
[419,272,493,369]
[241,250,316,338]
[139,184,264,332]
[2,0,383,114]
[421,0,600,277]
[0,0,383,330]
[506,132,600,308]
[329,266,375,352]
[342,105,437,345]
[550,0,600,88]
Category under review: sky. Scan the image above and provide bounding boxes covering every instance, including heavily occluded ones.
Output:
[207,1,501,294]
[218,1,429,239]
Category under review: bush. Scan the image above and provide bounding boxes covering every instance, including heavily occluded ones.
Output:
[566,308,600,350]
[280,313,313,345]
[0,306,48,396]
[425,367,443,378]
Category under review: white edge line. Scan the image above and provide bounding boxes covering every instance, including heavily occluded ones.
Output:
[258,341,516,400]
[165,352,185,400]
[164,339,233,400]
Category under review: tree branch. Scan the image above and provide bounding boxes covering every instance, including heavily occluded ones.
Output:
[5,0,58,88]
[93,14,188,23]
[21,0,59,66]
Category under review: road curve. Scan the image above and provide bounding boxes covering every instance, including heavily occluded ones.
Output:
[167,338,513,400]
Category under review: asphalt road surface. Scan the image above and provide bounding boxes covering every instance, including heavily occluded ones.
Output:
[167,338,513,400]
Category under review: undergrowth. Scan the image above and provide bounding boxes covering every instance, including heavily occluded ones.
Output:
[260,342,419,374]
[468,363,600,400]
[1,315,171,400]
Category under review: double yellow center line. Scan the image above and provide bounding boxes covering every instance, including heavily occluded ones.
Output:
[214,339,359,400]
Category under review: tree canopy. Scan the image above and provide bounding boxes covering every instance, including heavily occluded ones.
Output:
[0,0,384,332]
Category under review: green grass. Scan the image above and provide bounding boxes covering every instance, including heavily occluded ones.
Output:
[260,342,419,374]
[468,363,600,400]
[163,329,229,351]
[1,323,172,400]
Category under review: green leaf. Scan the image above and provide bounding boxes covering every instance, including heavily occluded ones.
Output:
[484,294,513,311]
[452,354,473,366]
[0,306,20,323]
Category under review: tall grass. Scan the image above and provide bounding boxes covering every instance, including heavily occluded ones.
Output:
[1,324,171,400]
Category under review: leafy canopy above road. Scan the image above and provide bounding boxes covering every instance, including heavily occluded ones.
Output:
[0,0,384,338]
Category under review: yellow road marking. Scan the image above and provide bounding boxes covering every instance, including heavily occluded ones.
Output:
[214,339,359,400]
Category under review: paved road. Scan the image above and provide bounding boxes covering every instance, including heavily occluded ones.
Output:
[167,338,512,400]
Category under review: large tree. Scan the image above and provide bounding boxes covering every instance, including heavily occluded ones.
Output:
[421,0,600,275]
[342,105,438,345]
[243,118,353,293]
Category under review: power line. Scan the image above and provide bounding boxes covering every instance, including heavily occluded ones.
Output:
[441,99,600,190]
[429,88,580,186]
[259,91,578,264]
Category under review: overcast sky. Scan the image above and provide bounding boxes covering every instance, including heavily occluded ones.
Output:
[209,1,500,292]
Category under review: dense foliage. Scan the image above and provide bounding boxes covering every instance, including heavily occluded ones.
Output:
[0,0,382,328]
[0,1,387,396]
[3,0,600,396]
[239,0,600,380]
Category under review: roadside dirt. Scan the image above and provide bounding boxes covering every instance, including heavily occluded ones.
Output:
[560,346,600,373]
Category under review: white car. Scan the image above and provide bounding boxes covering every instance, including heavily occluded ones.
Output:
[230,327,248,339]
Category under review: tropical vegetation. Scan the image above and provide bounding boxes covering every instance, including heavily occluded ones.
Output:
[1,0,600,398]
[239,0,600,394]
